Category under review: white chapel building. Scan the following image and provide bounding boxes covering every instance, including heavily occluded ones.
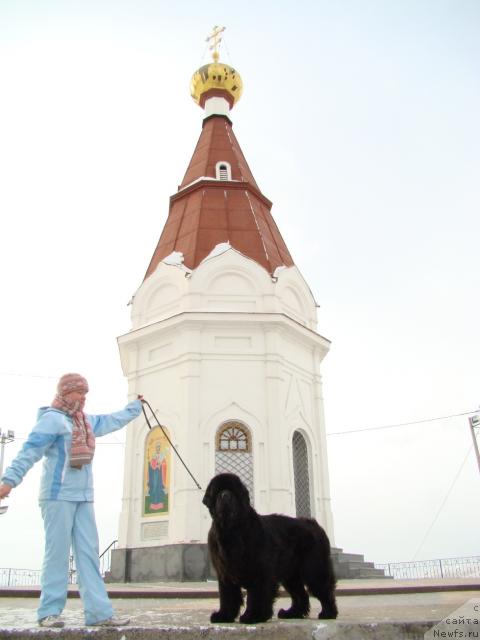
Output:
[109,49,337,582]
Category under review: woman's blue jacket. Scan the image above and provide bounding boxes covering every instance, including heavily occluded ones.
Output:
[1,399,142,501]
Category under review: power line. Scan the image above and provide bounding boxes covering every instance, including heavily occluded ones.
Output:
[327,410,478,436]
[411,444,473,561]
[1,372,478,439]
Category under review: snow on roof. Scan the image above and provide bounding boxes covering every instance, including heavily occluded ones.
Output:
[162,251,192,273]
[273,265,288,278]
[199,242,232,264]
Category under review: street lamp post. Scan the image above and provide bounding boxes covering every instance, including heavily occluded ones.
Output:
[0,428,15,515]
[468,414,480,475]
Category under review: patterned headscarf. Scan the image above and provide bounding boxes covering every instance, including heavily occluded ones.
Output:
[52,373,95,469]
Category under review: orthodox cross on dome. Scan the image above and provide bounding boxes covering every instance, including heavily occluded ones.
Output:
[206,25,225,62]
[191,26,243,110]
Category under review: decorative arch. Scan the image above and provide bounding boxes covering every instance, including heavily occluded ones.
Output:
[292,430,312,518]
[143,426,171,516]
[208,271,257,295]
[282,285,304,313]
[215,421,254,502]
[145,283,181,313]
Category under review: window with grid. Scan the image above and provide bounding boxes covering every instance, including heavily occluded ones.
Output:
[215,421,254,503]
[292,430,312,518]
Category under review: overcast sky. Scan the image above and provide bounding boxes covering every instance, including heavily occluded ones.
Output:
[0,0,479,572]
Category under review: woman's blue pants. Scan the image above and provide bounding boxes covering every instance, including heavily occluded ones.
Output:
[38,500,113,624]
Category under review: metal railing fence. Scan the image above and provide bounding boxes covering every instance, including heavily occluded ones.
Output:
[99,539,117,577]
[0,540,118,587]
[3,552,479,586]
[0,568,41,587]
[375,556,480,579]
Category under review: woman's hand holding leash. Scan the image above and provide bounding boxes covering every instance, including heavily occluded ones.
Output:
[0,483,12,499]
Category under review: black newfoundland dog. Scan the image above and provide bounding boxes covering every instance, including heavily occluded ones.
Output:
[203,472,338,624]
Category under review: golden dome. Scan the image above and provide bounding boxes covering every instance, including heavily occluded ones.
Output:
[190,61,243,109]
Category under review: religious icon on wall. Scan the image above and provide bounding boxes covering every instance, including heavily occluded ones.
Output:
[143,426,170,516]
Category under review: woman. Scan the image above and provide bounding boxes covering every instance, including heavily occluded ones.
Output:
[0,373,143,628]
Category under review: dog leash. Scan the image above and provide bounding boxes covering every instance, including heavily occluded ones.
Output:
[141,398,202,491]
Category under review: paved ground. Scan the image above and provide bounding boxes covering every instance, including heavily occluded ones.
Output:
[0,579,479,639]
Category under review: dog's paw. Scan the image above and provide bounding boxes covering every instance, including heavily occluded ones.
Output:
[278,607,305,619]
[318,609,338,620]
[239,611,269,624]
[211,611,236,623]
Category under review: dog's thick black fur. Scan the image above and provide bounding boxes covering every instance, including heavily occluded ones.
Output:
[203,472,338,624]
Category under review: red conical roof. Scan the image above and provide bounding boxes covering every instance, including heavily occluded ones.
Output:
[144,114,294,280]
[180,114,259,189]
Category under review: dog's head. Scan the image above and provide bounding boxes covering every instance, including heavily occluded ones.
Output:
[202,473,251,528]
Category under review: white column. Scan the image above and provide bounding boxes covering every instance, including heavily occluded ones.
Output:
[204,96,230,118]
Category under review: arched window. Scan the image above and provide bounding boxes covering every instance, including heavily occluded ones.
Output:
[215,161,231,181]
[215,421,253,502]
[292,430,312,518]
